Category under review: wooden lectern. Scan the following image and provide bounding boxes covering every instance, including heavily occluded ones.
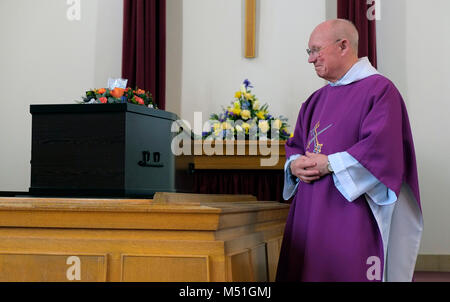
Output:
[0,193,289,282]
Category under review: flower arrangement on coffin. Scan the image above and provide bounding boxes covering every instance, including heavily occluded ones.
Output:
[202,79,290,140]
[79,87,156,108]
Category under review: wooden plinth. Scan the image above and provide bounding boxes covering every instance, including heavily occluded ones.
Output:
[0,193,289,282]
[193,140,286,170]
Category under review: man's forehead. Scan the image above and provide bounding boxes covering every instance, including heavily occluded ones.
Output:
[308,35,329,48]
[309,28,334,47]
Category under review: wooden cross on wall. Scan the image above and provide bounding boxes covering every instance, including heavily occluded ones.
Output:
[245,0,256,58]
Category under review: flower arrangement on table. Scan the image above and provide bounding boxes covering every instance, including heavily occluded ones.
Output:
[78,78,156,108]
[80,87,156,108]
[202,79,290,140]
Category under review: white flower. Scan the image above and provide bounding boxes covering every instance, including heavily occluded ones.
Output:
[253,100,260,110]
[258,120,270,133]
[273,119,282,130]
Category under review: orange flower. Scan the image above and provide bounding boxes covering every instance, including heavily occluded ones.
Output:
[97,88,106,94]
[111,87,125,99]
[136,89,146,95]
[135,96,144,105]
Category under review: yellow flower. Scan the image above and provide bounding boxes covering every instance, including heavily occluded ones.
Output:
[273,119,282,130]
[232,107,241,115]
[235,91,242,99]
[242,122,250,134]
[241,110,251,120]
[233,101,241,109]
[290,132,294,138]
[213,122,221,131]
[258,120,270,133]
[244,93,253,100]
[256,111,266,120]
[222,122,232,130]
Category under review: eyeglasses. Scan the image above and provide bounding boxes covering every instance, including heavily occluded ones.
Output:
[306,39,342,57]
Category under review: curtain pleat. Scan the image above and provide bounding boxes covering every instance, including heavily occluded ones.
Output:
[337,0,378,68]
[122,0,166,109]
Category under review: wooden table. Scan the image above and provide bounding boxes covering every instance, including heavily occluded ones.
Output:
[0,193,289,282]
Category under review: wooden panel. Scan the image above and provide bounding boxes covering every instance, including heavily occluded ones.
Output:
[228,249,253,281]
[121,254,209,282]
[245,0,256,58]
[250,243,268,282]
[415,255,450,272]
[194,140,286,156]
[227,244,268,282]
[194,155,284,170]
[153,192,257,204]
[266,237,282,281]
[193,140,286,170]
[0,253,106,282]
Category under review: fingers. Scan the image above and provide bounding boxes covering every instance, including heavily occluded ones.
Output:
[299,169,320,177]
[301,161,318,169]
[291,153,326,184]
[293,157,317,170]
[292,168,320,185]
[299,175,321,183]
[291,166,319,178]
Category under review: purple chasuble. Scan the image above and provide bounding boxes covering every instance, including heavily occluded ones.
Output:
[276,74,421,282]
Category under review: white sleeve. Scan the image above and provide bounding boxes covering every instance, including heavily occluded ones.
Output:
[328,152,397,205]
[282,154,301,200]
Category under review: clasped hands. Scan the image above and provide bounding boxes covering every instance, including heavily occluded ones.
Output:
[290,152,330,184]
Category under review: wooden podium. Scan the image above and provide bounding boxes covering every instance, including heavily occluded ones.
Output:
[0,193,289,282]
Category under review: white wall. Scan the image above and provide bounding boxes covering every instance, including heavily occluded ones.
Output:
[168,0,327,134]
[377,0,450,254]
[1,0,449,255]
[0,0,123,191]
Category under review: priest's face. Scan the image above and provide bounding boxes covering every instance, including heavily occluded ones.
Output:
[307,29,343,82]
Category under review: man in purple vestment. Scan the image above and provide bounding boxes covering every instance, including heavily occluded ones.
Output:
[276,19,423,282]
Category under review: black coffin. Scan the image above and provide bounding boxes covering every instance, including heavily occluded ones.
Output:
[29,103,193,197]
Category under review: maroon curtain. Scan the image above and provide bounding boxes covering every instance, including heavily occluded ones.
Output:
[193,170,289,203]
[337,0,377,68]
[122,0,166,109]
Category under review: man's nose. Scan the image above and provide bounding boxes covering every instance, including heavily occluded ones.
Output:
[308,54,317,64]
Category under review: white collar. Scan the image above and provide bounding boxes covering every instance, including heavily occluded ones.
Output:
[329,57,380,87]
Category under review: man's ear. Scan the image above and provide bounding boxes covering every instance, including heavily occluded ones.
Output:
[339,39,351,55]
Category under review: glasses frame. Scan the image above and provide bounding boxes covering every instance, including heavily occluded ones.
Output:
[306,39,343,57]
